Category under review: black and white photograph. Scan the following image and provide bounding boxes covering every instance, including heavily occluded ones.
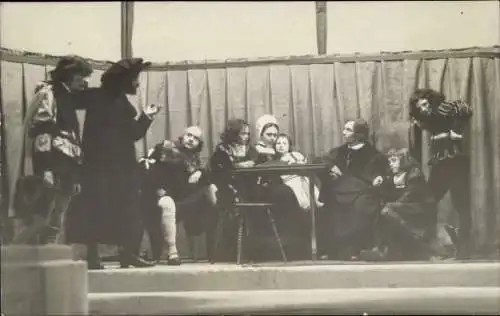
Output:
[0,1,499,315]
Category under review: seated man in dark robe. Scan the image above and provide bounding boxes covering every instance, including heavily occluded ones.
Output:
[140,126,216,265]
[318,119,388,260]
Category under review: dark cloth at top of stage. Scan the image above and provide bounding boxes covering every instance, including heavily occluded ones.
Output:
[65,88,152,247]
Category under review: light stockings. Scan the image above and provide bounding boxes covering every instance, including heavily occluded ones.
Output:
[48,192,72,244]
[158,196,179,259]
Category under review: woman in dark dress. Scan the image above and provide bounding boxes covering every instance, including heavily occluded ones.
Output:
[209,119,259,261]
[252,115,310,260]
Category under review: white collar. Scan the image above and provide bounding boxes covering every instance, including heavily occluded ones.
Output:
[348,143,365,150]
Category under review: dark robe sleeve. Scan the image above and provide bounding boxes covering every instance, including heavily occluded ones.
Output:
[452,100,473,134]
[317,148,340,204]
[195,158,211,186]
[71,88,100,110]
[396,167,429,203]
[209,145,238,206]
[246,146,259,164]
[372,151,390,179]
[409,119,423,165]
[210,145,233,188]
[128,113,152,141]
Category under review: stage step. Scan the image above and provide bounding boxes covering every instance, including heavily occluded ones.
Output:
[89,261,500,293]
[88,287,500,315]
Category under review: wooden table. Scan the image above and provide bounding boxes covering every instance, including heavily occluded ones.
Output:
[232,163,328,261]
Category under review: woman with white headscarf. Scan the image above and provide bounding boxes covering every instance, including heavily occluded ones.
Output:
[250,114,310,261]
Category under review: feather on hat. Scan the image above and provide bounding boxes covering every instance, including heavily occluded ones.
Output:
[101,58,151,83]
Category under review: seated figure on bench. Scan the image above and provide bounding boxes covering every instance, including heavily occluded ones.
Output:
[251,115,310,260]
[210,119,259,205]
[318,119,388,261]
[209,118,260,261]
[274,133,323,211]
[360,148,440,261]
[140,126,216,265]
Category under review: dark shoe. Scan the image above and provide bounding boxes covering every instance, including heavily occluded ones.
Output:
[359,247,388,261]
[167,257,182,266]
[456,245,471,260]
[87,252,104,270]
[120,255,155,268]
[39,226,59,244]
[88,261,105,270]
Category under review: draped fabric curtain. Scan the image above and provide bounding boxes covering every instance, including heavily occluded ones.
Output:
[2,47,499,254]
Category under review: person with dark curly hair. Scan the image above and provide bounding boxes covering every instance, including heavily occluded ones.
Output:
[209,118,259,261]
[409,88,473,259]
[10,55,93,245]
[210,119,259,206]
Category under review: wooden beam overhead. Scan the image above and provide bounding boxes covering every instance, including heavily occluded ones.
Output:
[121,1,134,59]
[315,1,327,55]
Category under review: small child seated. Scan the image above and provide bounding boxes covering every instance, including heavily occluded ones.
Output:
[274,134,322,210]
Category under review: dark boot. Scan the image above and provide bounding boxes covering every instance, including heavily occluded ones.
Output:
[167,257,182,266]
[87,244,104,270]
[360,246,389,261]
[119,249,155,268]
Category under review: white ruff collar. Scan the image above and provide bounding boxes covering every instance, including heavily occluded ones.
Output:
[348,143,365,150]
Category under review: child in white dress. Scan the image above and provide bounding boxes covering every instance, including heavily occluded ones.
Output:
[274,134,323,210]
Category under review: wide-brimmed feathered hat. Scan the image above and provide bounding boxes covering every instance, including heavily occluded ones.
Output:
[101,58,151,83]
[49,55,93,81]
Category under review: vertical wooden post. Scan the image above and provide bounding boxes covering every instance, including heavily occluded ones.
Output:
[121,1,134,59]
[0,85,7,243]
[315,1,327,55]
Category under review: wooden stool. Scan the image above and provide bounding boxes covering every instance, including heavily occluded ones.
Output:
[211,202,287,265]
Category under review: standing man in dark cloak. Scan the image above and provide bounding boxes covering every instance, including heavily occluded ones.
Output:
[66,58,160,269]
[409,88,473,259]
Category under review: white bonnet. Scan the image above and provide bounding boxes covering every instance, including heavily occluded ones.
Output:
[255,114,278,137]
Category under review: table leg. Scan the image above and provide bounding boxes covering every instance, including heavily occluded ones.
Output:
[308,176,317,261]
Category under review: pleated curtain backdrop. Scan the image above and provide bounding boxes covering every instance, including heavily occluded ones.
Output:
[2,47,499,254]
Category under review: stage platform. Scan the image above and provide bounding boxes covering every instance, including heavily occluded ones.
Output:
[88,260,500,315]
